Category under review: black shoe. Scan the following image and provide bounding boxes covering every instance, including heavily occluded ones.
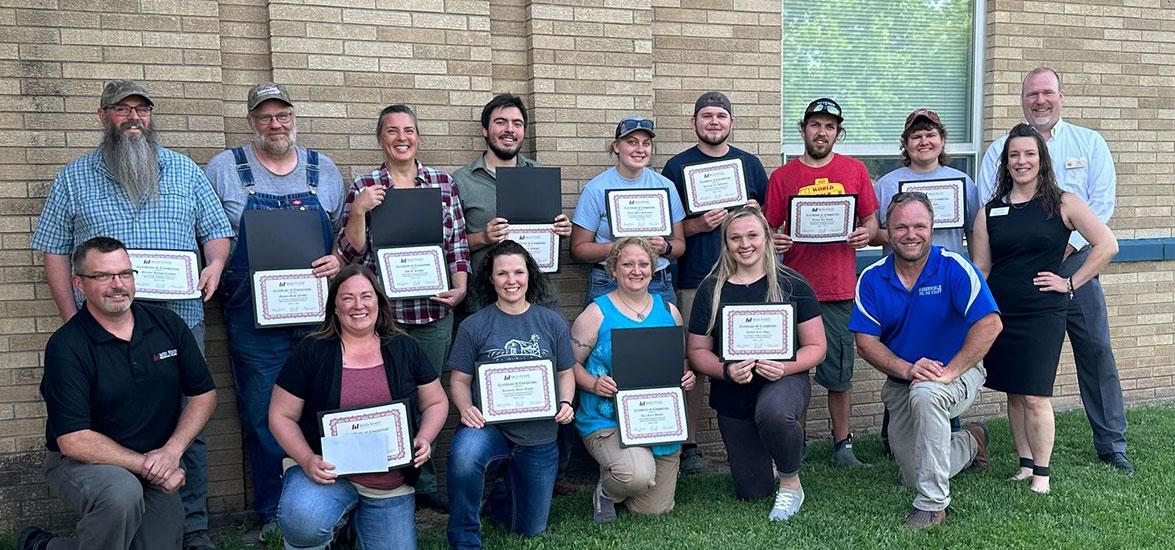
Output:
[416,491,450,513]
[1099,452,1135,475]
[183,530,216,550]
[18,526,55,550]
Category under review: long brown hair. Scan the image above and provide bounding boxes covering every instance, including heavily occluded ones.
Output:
[309,264,403,341]
[990,123,1063,218]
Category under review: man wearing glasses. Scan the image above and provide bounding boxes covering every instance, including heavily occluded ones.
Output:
[19,237,217,550]
[850,194,1001,529]
[203,83,345,539]
[764,97,879,468]
[30,80,233,550]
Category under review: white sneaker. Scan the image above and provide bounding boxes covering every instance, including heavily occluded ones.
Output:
[768,485,805,521]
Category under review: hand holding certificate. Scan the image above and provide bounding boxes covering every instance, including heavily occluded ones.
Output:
[788,195,858,243]
[477,360,558,423]
[319,402,414,473]
[683,158,748,214]
[128,250,202,301]
[719,304,797,362]
[615,388,687,446]
[898,179,965,229]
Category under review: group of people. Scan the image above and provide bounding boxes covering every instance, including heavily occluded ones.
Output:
[18,64,1132,550]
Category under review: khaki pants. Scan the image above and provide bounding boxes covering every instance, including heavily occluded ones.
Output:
[582,428,680,515]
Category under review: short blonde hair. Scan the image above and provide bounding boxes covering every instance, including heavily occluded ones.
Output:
[604,237,659,278]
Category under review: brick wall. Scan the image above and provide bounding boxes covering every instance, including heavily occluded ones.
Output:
[1,0,1173,530]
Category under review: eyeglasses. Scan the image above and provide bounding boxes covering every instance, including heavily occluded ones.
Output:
[105,105,153,117]
[253,112,294,125]
[809,101,841,117]
[77,269,138,282]
[617,117,655,136]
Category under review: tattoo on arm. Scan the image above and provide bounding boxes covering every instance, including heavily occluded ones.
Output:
[571,337,591,350]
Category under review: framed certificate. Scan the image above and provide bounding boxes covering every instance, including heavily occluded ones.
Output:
[615,387,687,447]
[507,224,559,273]
[683,158,747,214]
[375,245,450,299]
[319,401,413,471]
[605,188,672,237]
[251,269,329,328]
[128,249,202,301]
[476,359,558,424]
[718,303,796,362]
[788,195,857,243]
[898,178,966,229]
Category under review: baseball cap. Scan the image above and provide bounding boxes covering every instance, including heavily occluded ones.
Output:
[803,97,843,123]
[694,91,732,116]
[247,83,294,112]
[904,108,942,130]
[100,80,154,108]
[615,115,656,139]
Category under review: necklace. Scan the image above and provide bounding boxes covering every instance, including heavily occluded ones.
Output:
[616,293,652,321]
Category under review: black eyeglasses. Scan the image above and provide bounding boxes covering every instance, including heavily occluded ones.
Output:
[617,117,654,135]
[78,269,138,282]
[253,112,294,125]
[106,105,153,117]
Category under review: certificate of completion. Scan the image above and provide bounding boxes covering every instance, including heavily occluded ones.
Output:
[376,245,449,299]
[128,249,202,301]
[683,158,747,213]
[615,387,687,447]
[476,359,558,424]
[507,224,559,273]
[606,189,672,237]
[719,303,796,362]
[251,269,328,327]
[898,178,966,229]
[319,401,413,470]
[788,195,857,243]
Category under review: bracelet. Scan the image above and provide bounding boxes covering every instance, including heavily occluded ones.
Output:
[559,400,573,408]
[1066,277,1074,300]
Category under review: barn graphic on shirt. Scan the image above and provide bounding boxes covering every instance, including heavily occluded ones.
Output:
[487,334,548,360]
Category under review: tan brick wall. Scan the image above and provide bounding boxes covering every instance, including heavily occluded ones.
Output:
[1,0,1173,530]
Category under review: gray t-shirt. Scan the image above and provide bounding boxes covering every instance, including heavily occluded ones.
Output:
[204,143,346,238]
[874,165,979,255]
[447,303,574,445]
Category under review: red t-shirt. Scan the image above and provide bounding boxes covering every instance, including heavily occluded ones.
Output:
[339,364,405,490]
[764,154,878,302]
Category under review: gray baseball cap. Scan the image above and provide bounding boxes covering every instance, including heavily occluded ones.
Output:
[247,83,294,111]
[100,80,154,108]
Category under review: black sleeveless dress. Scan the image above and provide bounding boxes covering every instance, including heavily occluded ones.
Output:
[982,195,1071,397]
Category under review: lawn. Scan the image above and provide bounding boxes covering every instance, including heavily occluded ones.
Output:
[5,404,1174,549]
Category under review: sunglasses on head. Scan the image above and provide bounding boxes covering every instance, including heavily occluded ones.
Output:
[810,101,841,116]
[891,191,930,203]
[618,117,654,134]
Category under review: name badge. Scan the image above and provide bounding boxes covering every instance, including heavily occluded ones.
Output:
[989,207,1010,217]
[1065,158,1087,169]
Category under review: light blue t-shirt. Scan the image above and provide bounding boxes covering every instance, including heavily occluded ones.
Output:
[874,165,979,255]
[571,166,686,272]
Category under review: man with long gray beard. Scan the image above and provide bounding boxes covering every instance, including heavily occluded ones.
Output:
[31,80,234,550]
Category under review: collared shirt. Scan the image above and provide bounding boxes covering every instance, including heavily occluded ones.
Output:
[849,246,1000,384]
[977,118,1116,249]
[30,147,235,328]
[452,152,538,276]
[336,161,471,325]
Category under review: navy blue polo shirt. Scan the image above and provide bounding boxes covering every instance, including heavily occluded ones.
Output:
[849,246,999,383]
[41,302,215,453]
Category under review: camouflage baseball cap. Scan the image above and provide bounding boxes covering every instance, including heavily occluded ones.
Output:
[100,80,154,108]
[247,83,294,112]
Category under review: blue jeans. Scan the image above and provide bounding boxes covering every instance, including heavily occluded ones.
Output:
[277,468,416,550]
[584,267,676,308]
[446,426,558,549]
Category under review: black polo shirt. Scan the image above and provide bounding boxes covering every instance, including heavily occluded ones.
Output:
[41,302,216,454]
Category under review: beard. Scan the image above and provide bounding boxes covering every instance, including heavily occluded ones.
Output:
[695,128,729,147]
[804,140,832,160]
[254,127,297,157]
[485,134,520,162]
[100,120,160,207]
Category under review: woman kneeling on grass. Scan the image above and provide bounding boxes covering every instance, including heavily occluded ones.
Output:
[687,208,826,520]
[571,237,696,523]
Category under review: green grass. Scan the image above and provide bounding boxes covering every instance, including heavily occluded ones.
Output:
[5,404,1174,549]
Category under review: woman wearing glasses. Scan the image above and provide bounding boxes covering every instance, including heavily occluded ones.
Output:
[970,123,1117,494]
[686,208,825,521]
[570,115,687,307]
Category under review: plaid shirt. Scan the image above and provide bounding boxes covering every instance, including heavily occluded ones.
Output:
[337,161,471,325]
[30,147,234,328]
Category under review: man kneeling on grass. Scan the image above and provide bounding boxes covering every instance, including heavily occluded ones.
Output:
[848,192,1002,529]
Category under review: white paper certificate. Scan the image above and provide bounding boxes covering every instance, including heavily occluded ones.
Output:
[719,304,796,362]
[507,224,559,273]
[251,269,328,327]
[476,360,558,424]
[320,402,413,470]
[898,178,966,229]
[376,245,449,299]
[788,195,857,243]
[128,249,202,301]
[615,387,687,447]
[606,189,672,237]
[683,158,747,213]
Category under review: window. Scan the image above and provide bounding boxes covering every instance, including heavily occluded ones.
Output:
[781,0,985,179]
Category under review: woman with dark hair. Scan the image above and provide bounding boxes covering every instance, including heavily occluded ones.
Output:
[686,208,825,520]
[445,240,576,548]
[971,123,1117,494]
[269,264,448,549]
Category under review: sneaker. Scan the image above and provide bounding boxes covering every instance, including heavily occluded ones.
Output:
[1099,452,1135,475]
[768,485,805,521]
[680,445,705,475]
[904,507,946,530]
[416,491,450,514]
[553,473,580,495]
[17,526,55,550]
[832,434,873,468]
[258,518,280,544]
[592,481,617,524]
[964,422,989,471]
[182,530,216,550]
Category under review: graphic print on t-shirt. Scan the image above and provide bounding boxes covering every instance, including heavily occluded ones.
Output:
[797,178,846,196]
[486,334,550,361]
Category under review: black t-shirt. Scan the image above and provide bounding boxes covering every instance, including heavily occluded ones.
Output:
[41,303,216,453]
[688,269,820,419]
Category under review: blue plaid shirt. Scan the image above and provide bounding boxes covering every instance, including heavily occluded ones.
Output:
[30,147,234,327]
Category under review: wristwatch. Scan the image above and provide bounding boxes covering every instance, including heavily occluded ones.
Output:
[664,241,674,256]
